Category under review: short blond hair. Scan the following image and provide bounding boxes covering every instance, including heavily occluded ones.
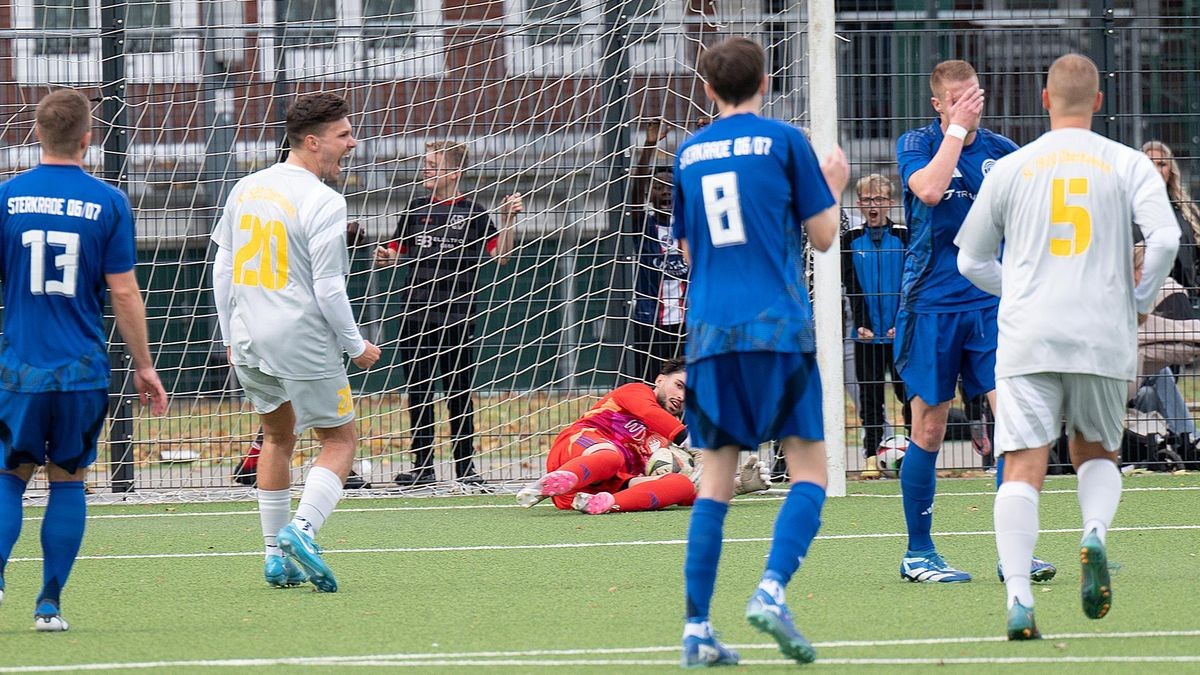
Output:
[425,141,467,170]
[856,174,894,198]
[1046,53,1099,116]
[930,60,977,97]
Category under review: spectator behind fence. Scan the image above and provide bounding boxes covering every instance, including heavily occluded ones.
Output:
[1142,140,1200,296]
[374,141,522,487]
[840,174,911,478]
[629,119,688,383]
[0,88,168,632]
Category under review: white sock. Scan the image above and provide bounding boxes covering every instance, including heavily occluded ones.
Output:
[258,488,291,559]
[292,466,343,537]
[1077,458,1121,545]
[756,577,786,604]
[995,481,1039,609]
[683,620,712,638]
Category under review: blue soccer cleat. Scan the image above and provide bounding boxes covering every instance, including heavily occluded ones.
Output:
[1006,600,1041,640]
[745,586,816,664]
[901,550,972,583]
[1080,529,1112,619]
[277,523,338,593]
[680,622,739,668]
[264,554,309,588]
[33,600,69,632]
[997,556,1057,583]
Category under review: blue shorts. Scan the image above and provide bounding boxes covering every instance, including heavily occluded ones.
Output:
[686,352,824,450]
[893,305,997,405]
[0,389,108,473]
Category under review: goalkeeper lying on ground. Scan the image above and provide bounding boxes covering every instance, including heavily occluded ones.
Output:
[516,358,771,514]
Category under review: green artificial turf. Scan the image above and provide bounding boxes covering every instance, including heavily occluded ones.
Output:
[0,473,1198,672]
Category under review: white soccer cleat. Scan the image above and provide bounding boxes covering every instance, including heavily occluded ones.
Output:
[571,491,615,515]
[516,470,579,508]
[34,601,69,632]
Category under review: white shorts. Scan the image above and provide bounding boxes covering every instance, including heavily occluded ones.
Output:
[994,373,1126,455]
[235,365,355,434]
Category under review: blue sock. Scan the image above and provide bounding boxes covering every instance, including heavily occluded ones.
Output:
[684,498,728,623]
[38,481,86,606]
[763,482,826,586]
[0,473,26,581]
[900,441,938,554]
[995,455,1005,490]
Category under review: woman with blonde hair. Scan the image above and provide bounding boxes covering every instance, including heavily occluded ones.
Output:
[1143,140,1200,293]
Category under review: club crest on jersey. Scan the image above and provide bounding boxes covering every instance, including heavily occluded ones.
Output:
[448,214,467,230]
[982,159,997,175]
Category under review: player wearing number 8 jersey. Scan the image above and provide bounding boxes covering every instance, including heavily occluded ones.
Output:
[671,38,848,666]
[212,92,381,592]
[0,88,168,632]
[955,54,1178,639]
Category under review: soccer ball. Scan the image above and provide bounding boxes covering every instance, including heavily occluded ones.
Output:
[645,446,697,477]
[877,435,909,478]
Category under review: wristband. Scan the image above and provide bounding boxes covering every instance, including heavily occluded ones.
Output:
[946,124,968,141]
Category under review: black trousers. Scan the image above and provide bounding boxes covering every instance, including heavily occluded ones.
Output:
[398,320,477,477]
[854,340,911,455]
[632,321,686,383]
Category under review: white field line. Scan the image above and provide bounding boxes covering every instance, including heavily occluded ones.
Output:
[20,484,1200,523]
[1,630,1198,672]
[6,524,1200,564]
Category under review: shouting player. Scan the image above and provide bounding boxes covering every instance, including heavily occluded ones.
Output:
[0,89,169,631]
[212,93,381,592]
[515,359,770,514]
[956,54,1178,639]
[673,38,848,666]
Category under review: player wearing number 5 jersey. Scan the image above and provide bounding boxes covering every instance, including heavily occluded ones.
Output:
[212,93,381,593]
[0,89,168,632]
[671,38,848,667]
[955,54,1178,640]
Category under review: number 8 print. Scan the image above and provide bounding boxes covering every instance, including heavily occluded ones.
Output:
[701,171,747,247]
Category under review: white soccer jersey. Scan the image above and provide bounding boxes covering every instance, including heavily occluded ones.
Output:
[212,163,352,380]
[955,128,1179,381]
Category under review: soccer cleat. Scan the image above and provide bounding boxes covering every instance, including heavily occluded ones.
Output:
[860,455,881,480]
[515,470,579,508]
[1006,600,1041,640]
[277,523,338,593]
[997,556,1057,583]
[680,624,740,668]
[745,587,816,664]
[901,551,972,583]
[571,491,615,515]
[1080,529,1112,619]
[264,554,309,588]
[33,600,68,632]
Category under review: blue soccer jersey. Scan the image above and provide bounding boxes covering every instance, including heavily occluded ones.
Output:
[0,164,136,392]
[671,113,834,361]
[896,121,1017,313]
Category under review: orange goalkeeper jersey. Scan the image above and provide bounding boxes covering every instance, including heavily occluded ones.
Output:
[551,383,686,473]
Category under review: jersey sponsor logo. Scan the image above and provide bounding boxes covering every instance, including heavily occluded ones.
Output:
[982,158,997,176]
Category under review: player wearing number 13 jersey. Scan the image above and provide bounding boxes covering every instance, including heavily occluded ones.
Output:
[0,89,167,632]
[670,38,848,667]
[212,92,380,593]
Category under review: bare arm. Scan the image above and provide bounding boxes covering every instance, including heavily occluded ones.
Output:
[630,119,669,207]
[490,193,523,264]
[906,85,983,206]
[106,270,168,415]
[806,147,850,252]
